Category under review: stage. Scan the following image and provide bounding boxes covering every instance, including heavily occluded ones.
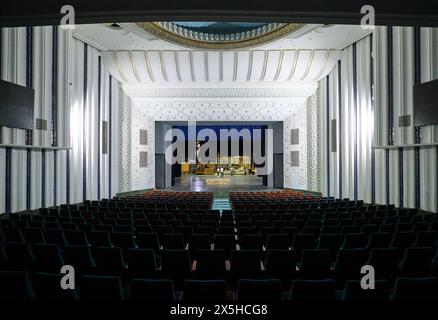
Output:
[167,175,277,194]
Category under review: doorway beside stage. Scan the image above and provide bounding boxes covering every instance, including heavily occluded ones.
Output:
[154,121,284,193]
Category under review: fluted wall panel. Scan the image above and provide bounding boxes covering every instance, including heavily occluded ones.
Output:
[0,26,120,214]
[320,27,438,213]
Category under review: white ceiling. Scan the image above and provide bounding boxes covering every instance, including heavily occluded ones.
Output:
[123,83,318,121]
[73,22,370,115]
[73,23,371,86]
[102,48,341,84]
[73,23,372,51]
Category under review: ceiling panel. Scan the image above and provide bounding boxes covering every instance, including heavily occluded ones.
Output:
[235,51,250,82]
[176,51,192,82]
[263,50,282,81]
[147,51,166,82]
[192,51,207,82]
[222,51,235,82]
[102,48,341,84]
[275,50,297,81]
[131,51,152,82]
[248,51,266,82]
[289,50,312,81]
[161,51,179,82]
[207,51,221,82]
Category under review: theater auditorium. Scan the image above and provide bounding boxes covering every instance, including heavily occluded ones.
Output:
[1,2,438,303]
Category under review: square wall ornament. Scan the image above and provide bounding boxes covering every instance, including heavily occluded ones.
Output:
[291,151,299,167]
[331,119,337,153]
[140,151,148,168]
[140,129,148,145]
[291,129,299,145]
[399,115,411,128]
[35,118,47,131]
[102,121,108,154]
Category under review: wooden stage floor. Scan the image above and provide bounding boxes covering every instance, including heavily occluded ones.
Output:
[166,175,277,195]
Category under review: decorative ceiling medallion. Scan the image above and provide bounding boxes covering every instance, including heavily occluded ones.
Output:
[136,22,305,49]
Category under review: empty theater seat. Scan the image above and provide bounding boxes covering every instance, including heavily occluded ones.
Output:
[342,280,390,301]
[195,249,226,278]
[94,246,126,277]
[127,248,157,278]
[160,249,192,289]
[236,279,282,301]
[391,277,438,300]
[130,279,175,301]
[33,272,79,301]
[79,275,125,301]
[0,271,36,301]
[290,279,337,301]
[181,280,228,301]
[1,190,437,301]
[33,243,65,273]
[231,250,262,282]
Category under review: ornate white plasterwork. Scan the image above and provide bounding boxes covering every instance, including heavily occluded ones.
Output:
[284,104,308,190]
[307,89,321,193]
[124,84,318,123]
[118,89,132,193]
[118,88,156,193]
[123,82,318,99]
[283,89,320,192]
[131,103,155,190]
[132,100,308,122]
[142,22,295,48]
[122,84,318,100]
[118,83,320,193]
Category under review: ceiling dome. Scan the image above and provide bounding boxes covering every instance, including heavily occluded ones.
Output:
[136,22,304,49]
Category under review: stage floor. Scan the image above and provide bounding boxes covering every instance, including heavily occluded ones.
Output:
[167,175,276,195]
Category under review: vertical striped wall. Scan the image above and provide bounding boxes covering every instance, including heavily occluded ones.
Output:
[0,26,120,214]
[320,27,438,213]
[419,28,438,212]
[0,27,26,214]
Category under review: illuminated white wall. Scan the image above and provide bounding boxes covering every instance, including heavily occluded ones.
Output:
[283,91,320,192]
[116,85,319,192]
[117,91,155,193]
[320,27,438,212]
[0,26,120,214]
[284,104,308,190]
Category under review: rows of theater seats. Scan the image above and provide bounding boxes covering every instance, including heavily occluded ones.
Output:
[230,190,314,204]
[119,190,214,200]
[1,191,438,301]
[115,190,214,210]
